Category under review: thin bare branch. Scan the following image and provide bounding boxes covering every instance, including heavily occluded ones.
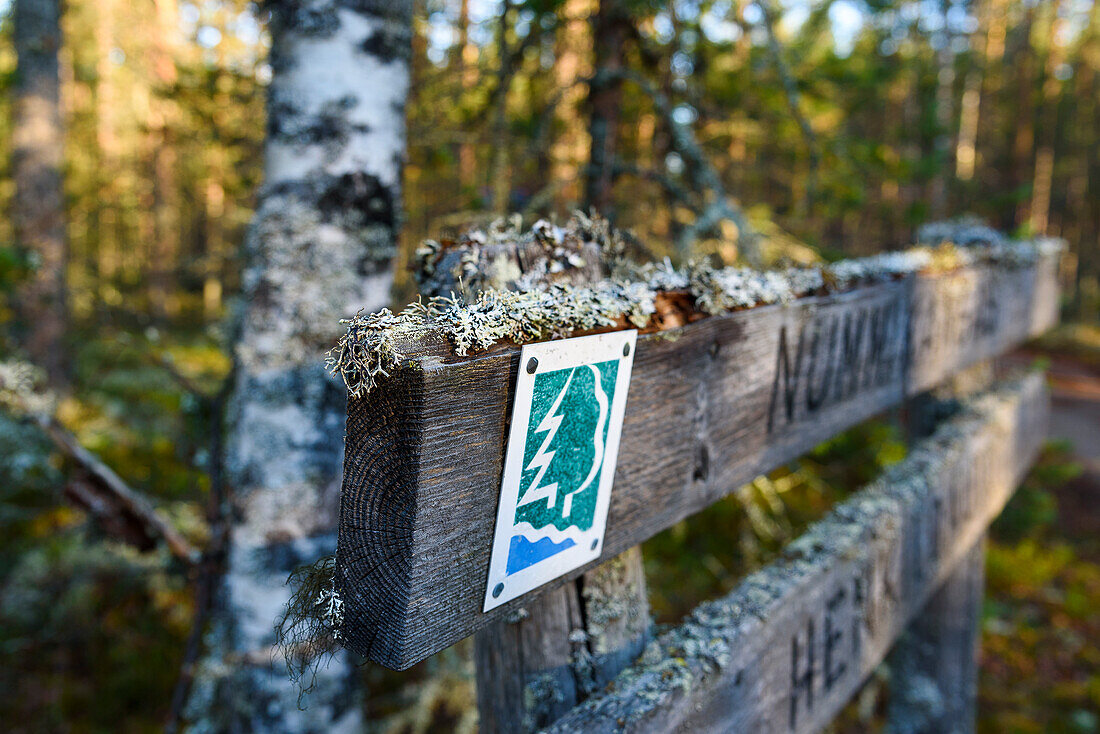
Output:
[758,0,820,213]
[164,360,236,734]
[591,67,760,263]
[146,351,218,403]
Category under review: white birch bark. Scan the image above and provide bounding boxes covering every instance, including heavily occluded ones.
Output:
[185,1,411,730]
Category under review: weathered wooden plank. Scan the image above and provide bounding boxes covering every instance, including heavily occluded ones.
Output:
[336,255,1059,669]
[887,537,985,734]
[542,372,1048,734]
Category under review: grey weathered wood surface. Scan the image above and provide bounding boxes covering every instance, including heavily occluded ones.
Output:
[887,537,985,734]
[473,547,652,733]
[542,372,1048,733]
[580,546,653,691]
[885,367,992,734]
[474,581,586,733]
[336,254,1059,669]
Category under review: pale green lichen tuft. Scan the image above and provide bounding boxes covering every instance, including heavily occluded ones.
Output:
[273,555,346,706]
[325,301,431,397]
[328,281,661,398]
[688,262,815,314]
[328,218,1065,398]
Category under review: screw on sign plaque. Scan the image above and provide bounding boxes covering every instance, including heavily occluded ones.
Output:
[483,331,637,611]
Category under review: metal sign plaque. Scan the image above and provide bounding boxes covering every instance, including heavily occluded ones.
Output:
[483,330,637,611]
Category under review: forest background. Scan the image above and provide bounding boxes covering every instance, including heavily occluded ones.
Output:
[0,0,1098,732]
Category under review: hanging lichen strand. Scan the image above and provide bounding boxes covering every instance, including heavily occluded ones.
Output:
[327,213,1064,399]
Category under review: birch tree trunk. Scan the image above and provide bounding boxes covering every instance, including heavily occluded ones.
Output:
[185,1,411,730]
[12,0,67,387]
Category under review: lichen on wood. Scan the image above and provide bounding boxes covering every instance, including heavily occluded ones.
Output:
[415,210,634,298]
[326,281,658,397]
[328,215,1064,399]
[273,554,346,704]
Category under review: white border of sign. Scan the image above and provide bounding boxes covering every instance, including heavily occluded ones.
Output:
[482,330,638,612]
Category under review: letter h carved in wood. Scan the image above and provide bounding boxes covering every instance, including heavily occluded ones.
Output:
[790,618,815,730]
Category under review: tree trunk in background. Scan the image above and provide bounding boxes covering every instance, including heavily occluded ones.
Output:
[185,1,411,730]
[584,0,629,216]
[457,0,477,193]
[1071,2,1100,320]
[550,0,594,211]
[929,0,956,219]
[150,0,182,320]
[13,0,68,386]
[1029,1,1064,235]
[93,0,118,301]
[1011,6,1036,230]
[490,2,514,214]
[956,0,1007,184]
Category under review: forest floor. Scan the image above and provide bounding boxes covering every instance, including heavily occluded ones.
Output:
[977,342,1100,734]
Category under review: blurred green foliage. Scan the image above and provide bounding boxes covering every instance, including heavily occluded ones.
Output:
[0,330,225,731]
[981,442,1100,734]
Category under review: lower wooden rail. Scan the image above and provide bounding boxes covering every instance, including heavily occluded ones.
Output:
[538,371,1048,733]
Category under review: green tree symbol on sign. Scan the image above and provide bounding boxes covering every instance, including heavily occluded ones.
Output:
[515,360,618,533]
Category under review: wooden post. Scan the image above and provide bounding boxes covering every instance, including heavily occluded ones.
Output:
[581,547,652,690]
[888,363,992,734]
[474,546,651,733]
[887,538,985,734]
[431,220,653,732]
[474,582,586,733]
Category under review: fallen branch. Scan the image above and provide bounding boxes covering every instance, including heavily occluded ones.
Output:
[37,414,200,566]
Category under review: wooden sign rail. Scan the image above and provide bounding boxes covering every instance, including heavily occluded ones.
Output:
[336,251,1059,670]
[542,372,1048,733]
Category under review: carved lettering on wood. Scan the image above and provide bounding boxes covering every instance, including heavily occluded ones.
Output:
[767,296,909,435]
[787,573,866,730]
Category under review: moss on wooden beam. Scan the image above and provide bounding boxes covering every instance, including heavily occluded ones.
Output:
[327,214,1064,399]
